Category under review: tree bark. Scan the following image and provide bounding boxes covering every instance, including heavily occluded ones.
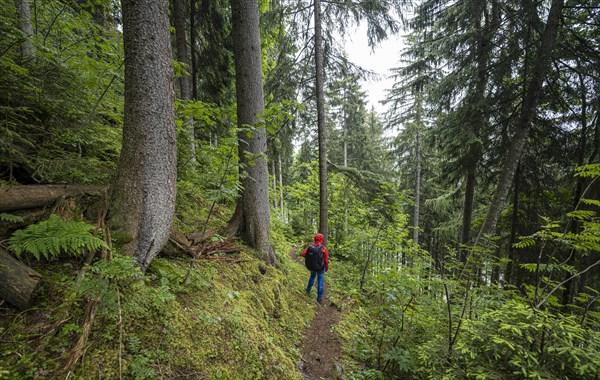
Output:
[0,185,107,211]
[314,0,328,241]
[343,88,348,167]
[230,0,275,265]
[506,162,521,285]
[110,0,177,271]
[476,0,564,243]
[190,0,198,100]
[562,66,591,306]
[278,152,284,221]
[460,0,497,254]
[413,129,421,245]
[173,0,196,160]
[272,157,277,208]
[15,0,35,60]
[0,248,42,310]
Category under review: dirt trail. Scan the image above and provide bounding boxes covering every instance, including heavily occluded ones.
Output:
[292,248,342,380]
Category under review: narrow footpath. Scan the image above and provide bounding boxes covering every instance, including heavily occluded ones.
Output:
[292,248,342,380]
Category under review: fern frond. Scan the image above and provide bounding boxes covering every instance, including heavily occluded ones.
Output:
[0,213,24,223]
[580,198,600,209]
[567,210,596,221]
[8,214,109,260]
[513,237,536,249]
[574,164,600,178]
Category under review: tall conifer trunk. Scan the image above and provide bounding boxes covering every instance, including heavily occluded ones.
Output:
[476,0,564,243]
[314,0,328,240]
[173,0,196,160]
[459,0,497,256]
[506,162,521,285]
[230,0,275,265]
[16,0,34,60]
[110,0,177,271]
[278,152,284,220]
[562,67,590,306]
[190,0,198,100]
[413,129,421,245]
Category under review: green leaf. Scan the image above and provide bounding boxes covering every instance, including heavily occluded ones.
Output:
[8,214,108,260]
[0,213,24,223]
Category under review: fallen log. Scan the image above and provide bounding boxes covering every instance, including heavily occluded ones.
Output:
[0,184,108,211]
[0,248,43,310]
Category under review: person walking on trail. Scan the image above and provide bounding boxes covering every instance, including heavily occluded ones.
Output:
[302,233,329,303]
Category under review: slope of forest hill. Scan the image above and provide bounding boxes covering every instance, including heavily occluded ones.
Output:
[0,237,315,380]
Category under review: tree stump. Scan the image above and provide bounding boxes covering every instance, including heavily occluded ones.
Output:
[0,248,43,310]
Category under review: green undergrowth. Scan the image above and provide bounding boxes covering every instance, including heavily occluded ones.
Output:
[0,241,315,379]
[328,259,600,380]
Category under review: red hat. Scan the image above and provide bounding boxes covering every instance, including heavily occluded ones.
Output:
[314,233,324,245]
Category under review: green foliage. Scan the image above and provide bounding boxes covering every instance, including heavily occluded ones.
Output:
[172,102,241,233]
[8,214,108,260]
[575,164,600,179]
[0,213,23,223]
[1,0,123,184]
[335,254,600,379]
[0,246,312,379]
[450,299,600,379]
[510,166,600,309]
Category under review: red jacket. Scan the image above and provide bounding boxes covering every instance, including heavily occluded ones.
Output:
[301,233,329,271]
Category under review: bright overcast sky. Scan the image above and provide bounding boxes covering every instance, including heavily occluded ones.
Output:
[344,23,405,115]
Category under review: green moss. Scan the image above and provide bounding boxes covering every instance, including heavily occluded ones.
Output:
[109,230,134,247]
[0,244,315,379]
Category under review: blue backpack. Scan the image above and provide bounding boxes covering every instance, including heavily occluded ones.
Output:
[305,244,324,271]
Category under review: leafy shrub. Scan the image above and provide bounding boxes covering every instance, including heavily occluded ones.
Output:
[448,299,600,379]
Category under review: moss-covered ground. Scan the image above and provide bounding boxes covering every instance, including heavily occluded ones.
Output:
[0,238,315,379]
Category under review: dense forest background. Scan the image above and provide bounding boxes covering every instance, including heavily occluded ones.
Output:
[1,0,599,378]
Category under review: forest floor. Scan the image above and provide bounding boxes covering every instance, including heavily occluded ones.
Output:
[292,248,343,380]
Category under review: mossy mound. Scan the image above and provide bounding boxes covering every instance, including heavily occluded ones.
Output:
[0,244,314,379]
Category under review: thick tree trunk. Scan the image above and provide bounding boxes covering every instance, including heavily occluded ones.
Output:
[0,185,107,211]
[173,0,196,160]
[0,248,42,310]
[476,0,564,243]
[110,0,177,271]
[15,0,35,60]
[231,0,275,265]
[314,0,328,241]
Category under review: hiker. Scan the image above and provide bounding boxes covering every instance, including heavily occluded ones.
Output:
[302,233,329,303]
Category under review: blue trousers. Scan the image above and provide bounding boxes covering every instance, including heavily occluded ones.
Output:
[306,270,325,299]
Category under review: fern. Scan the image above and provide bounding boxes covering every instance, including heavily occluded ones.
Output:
[0,213,24,223]
[8,214,109,260]
[581,198,600,208]
[567,210,597,221]
[574,163,600,178]
[513,236,535,249]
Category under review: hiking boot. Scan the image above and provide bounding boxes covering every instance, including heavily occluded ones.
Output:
[317,297,322,304]
[305,289,310,296]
